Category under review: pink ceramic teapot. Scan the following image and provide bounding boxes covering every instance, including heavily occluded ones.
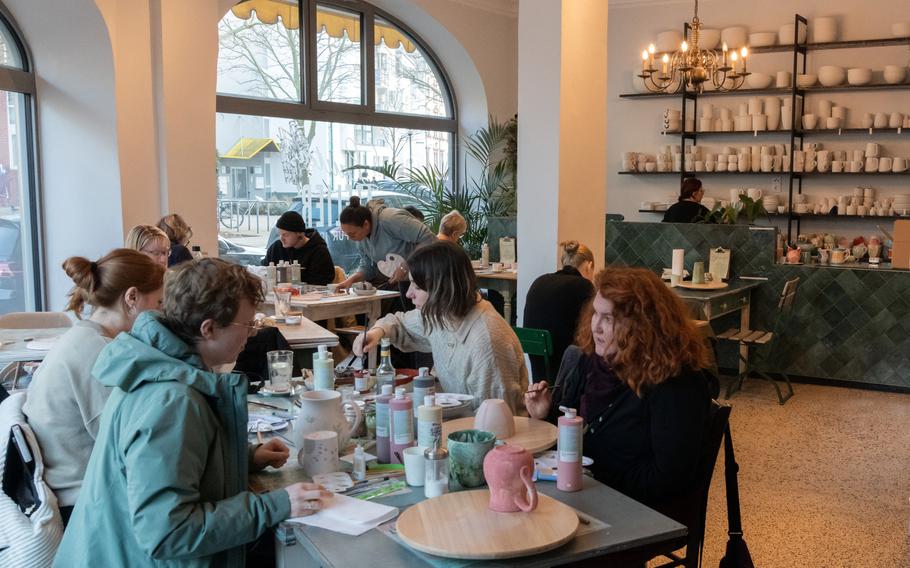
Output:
[483,444,538,513]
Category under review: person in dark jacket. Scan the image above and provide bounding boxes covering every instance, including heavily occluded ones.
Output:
[522,240,594,381]
[157,213,195,266]
[662,177,711,223]
[262,211,335,285]
[525,267,712,513]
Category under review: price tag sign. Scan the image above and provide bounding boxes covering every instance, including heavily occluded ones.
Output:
[709,247,731,281]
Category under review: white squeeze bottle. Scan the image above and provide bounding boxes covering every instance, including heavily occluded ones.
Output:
[313,345,334,391]
[417,395,442,450]
[557,406,583,492]
[266,262,276,292]
[352,445,366,482]
[290,260,301,284]
[481,242,490,268]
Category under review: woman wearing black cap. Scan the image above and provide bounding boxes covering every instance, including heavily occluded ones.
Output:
[662,178,711,223]
[262,211,335,285]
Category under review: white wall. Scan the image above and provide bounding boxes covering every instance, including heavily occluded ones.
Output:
[5,0,122,311]
[608,0,910,237]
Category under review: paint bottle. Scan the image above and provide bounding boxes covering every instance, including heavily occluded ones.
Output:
[389,387,414,464]
[375,337,395,394]
[352,445,366,482]
[375,384,394,463]
[313,345,334,391]
[412,367,435,419]
[290,260,301,285]
[354,370,370,393]
[266,262,276,292]
[481,242,490,268]
[417,395,442,450]
[556,406,583,492]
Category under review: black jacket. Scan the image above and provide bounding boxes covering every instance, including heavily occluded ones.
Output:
[168,243,193,267]
[548,346,711,510]
[523,266,594,381]
[262,229,335,285]
[662,200,710,223]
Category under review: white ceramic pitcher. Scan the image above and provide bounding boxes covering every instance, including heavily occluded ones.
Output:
[294,390,362,452]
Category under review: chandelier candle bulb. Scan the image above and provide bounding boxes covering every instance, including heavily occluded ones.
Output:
[648,43,656,67]
[662,53,669,76]
[722,42,727,66]
[642,50,648,72]
[731,50,738,74]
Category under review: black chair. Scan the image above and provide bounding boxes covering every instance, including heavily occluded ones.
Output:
[718,277,799,404]
[655,400,732,568]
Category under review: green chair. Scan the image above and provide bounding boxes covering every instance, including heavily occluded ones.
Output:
[511,326,554,383]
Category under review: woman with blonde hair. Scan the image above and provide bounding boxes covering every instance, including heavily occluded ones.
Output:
[125,224,170,268]
[437,210,467,243]
[157,213,194,266]
[23,249,165,525]
[525,267,712,511]
[522,240,595,380]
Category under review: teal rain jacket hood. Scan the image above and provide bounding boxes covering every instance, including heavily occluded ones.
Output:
[54,312,290,567]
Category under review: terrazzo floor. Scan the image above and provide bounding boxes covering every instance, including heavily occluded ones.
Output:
[652,379,910,567]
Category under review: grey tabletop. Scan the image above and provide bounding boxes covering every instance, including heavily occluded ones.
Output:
[0,327,70,364]
[670,278,765,301]
[277,476,687,567]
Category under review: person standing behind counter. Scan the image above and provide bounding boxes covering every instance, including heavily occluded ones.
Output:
[262,211,335,285]
[335,196,436,294]
[662,178,711,223]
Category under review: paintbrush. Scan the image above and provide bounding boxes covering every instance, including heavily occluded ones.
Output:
[525,383,560,394]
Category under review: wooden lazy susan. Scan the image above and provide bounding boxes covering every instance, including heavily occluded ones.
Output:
[441,416,558,454]
[675,281,729,290]
[396,490,579,559]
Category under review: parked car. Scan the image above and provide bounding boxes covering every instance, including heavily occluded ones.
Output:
[0,218,25,314]
[218,236,265,266]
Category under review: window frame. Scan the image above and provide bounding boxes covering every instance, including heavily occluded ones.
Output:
[216,0,458,181]
[0,4,44,312]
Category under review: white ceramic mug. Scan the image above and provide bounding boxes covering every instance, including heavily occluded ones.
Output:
[776,70,791,87]
[865,143,880,157]
[832,161,844,173]
[893,158,908,173]
[300,430,339,478]
[879,157,893,172]
[865,157,879,171]
[802,114,818,130]
[853,150,866,162]
[747,187,763,199]
[752,114,767,131]
[826,117,842,129]
[861,113,874,128]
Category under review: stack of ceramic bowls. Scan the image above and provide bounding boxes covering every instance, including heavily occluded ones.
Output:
[893,195,910,214]
[763,194,780,213]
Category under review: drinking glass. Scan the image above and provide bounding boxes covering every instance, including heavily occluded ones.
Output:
[267,350,293,392]
[275,290,292,317]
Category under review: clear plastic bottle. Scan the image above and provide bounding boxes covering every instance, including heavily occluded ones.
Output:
[375,337,395,394]
[290,261,301,284]
[266,262,277,292]
[352,445,366,482]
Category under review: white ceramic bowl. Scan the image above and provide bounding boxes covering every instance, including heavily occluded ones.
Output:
[779,23,807,45]
[892,22,910,37]
[797,73,818,87]
[698,28,721,49]
[351,287,377,296]
[721,26,748,48]
[818,65,846,86]
[749,32,777,47]
[746,72,773,89]
[847,68,872,86]
[656,30,684,52]
[811,17,838,43]
[883,65,908,85]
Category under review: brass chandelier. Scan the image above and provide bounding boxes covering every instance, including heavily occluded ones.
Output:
[637,0,750,93]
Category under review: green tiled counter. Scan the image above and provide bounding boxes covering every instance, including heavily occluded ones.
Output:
[604,220,910,390]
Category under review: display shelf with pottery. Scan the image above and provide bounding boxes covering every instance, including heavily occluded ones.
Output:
[395,490,579,560]
[441,416,558,455]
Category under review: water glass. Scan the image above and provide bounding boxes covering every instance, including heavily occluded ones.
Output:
[267,350,293,392]
[275,290,292,317]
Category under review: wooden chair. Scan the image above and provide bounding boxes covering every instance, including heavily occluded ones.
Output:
[655,400,732,568]
[511,326,554,383]
[717,277,799,405]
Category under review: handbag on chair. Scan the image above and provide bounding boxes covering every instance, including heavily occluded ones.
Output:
[718,425,754,568]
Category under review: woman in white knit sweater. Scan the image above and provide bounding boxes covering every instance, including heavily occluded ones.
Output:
[354,241,528,413]
[22,249,164,526]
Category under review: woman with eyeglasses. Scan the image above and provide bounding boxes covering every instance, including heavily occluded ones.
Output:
[157,213,194,267]
[23,249,165,527]
[56,258,329,565]
[125,224,171,268]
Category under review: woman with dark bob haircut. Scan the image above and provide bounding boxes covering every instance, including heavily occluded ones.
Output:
[354,241,528,413]
[526,267,712,512]
[57,259,329,566]
[662,177,710,223]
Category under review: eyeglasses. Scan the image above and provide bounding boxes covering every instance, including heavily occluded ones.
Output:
[141,248,170,259]
[230,319,264,337]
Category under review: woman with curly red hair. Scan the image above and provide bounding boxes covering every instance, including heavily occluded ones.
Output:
[525,267,712,510]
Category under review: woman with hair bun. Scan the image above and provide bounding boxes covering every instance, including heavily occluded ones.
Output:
[23,249,165,526]
[335,196,436,295]
[522,240,595,381]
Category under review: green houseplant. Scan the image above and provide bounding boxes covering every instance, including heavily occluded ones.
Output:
[346,116,517,258]
[702,194,768,225]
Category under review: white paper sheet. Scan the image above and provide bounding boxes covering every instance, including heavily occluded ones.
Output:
[286,493,399,536]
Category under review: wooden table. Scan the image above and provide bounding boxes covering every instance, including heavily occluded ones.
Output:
[475,269,517,324]
[276,316,338,349]
[672,278,765,374]
[266,475,686,567]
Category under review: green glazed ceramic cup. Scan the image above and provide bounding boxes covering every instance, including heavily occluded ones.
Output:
[447,429,496,488]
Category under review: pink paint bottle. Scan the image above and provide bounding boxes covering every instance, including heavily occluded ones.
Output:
[389,387,414,464]
[556,406,583,492]
[375,384,394,463]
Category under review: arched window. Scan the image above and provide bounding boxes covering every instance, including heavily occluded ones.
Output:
[216,0,456,270]
[0,6,41,314]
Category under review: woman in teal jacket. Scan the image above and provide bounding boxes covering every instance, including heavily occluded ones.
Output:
[55,259,328,567]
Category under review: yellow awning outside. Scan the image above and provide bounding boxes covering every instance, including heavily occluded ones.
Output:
[220,138,280,159]
[231,0,417,53]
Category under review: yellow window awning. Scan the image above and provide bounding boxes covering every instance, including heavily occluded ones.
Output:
[230,0,417,53]
[220,138,280,160]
